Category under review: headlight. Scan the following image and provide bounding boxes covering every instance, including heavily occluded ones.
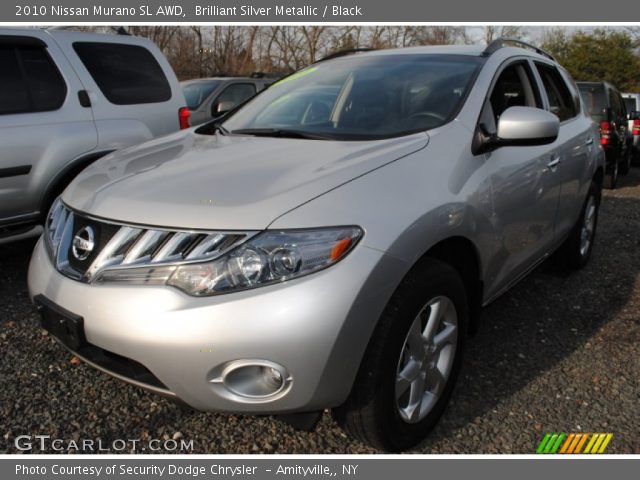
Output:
[98,227,362,296]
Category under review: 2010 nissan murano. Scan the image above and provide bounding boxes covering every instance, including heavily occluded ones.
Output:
[28,40,605,451]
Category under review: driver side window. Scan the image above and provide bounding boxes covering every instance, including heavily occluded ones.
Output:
[482,62,542,135]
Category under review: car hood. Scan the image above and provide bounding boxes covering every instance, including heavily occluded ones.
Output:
[63,130,428,230]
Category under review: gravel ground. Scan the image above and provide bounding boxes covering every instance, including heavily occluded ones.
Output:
[1,171,639,454]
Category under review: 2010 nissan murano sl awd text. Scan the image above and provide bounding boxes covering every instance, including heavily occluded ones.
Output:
[28,40,605,451]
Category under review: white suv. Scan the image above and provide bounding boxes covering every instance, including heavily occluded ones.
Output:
[0,28,188,243]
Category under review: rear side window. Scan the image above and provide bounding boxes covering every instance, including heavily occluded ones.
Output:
[535,63,577,121]
[0,44,66,115]
[73,42,171,105]
[558,68,582,115]
[609,90,624,118]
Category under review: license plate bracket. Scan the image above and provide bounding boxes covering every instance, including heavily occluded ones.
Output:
[34,295,87,351]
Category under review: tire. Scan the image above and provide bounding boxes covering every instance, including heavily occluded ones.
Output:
[555,181,600,271]
[604,156,618,189]
[333,258,468,451]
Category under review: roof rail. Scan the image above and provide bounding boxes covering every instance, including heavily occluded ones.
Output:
[315,48,376,63]
[483,38,555,61]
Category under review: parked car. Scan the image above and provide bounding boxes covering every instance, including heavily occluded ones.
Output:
[0,27,188,244]
[29,40,604,451]
[578,81,630,188]
[181,74,278,126]
[622,93,640,162]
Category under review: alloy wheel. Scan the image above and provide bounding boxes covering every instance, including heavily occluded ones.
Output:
[580,194,597,257]
[395,296,458,424]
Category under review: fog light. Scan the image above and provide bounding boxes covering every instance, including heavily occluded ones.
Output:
[262,366,283,389]
[214,360,291,400]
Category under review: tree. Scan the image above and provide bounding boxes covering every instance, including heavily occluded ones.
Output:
[542,28,640,91]
[484,26,525,44]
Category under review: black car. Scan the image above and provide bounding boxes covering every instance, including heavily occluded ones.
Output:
[578,81,631,189]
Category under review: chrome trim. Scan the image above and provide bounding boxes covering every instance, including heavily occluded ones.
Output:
[208,359,294,404]
[44,200,258,284]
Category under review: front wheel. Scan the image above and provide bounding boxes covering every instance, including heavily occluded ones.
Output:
[555,181,600,271]
[333,258,467,451]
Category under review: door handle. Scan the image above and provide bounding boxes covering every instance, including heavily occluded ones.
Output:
[584,136,594,146]
[547,154,561,169]
[78,90,91,108]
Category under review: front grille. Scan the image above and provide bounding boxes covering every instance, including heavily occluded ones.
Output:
[66,216,120,276]
[45,199,255,283]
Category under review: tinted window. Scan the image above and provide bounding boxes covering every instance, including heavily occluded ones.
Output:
[73,42,171,105]
[20,46,67,111]
[558,68,582,115]
[0,46,30,114]
[221,55,484,140]
[183,81,221,109]
[623,97,637,114]
[0,44,65,115]
[609,90,624,117]
[535,63,577,121]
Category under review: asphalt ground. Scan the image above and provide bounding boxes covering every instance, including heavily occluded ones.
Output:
[1,170,638,454]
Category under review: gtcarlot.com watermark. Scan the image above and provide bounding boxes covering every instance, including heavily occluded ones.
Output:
[14,435,194,452]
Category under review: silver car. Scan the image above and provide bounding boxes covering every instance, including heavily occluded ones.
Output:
[28,40,604,451]
[0,28,188,244]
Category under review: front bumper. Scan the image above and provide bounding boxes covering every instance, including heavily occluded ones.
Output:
[28,237,403,413]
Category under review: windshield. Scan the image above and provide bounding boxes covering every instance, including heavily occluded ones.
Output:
[183,81,222,109]
[221,54,483,140]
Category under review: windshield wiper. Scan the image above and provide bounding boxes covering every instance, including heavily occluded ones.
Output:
[230,128,332,140]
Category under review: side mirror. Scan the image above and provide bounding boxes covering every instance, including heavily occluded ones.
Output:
[629,110,640,121]
[495,106,559,146]
[212,100,235,116]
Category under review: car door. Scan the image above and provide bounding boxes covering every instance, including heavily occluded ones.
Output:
[532,62,596,239]
[480,59,562,293]
[0,33,97,225]
[52,33,185,140]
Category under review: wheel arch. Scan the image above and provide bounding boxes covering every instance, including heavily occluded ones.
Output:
[423,236,484,333]
[39,150,114,220]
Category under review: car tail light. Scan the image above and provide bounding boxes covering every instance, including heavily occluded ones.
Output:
[179,107,190,130]
[633,119,640,136]
[599,121,611,145]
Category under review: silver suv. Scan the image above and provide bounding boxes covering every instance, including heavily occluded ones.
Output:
[28,40,604,451]
[0,28,187,244]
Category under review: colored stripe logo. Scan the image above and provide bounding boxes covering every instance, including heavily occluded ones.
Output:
[537,433,612,454]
